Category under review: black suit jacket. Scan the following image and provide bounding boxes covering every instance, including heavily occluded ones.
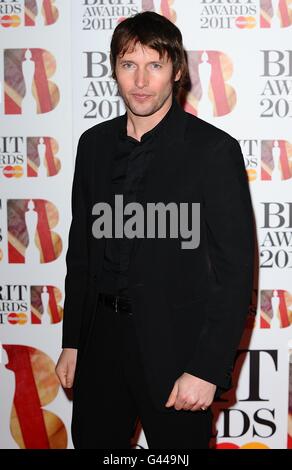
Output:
[62,97,255,411]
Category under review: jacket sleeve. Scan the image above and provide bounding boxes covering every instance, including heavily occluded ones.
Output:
[62,132,89,349]
[183,136,255,392]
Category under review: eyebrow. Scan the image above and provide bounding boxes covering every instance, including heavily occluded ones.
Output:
[119,59,164,64]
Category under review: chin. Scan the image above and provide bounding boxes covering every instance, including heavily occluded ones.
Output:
[134,107,158,117]
[129,105,156,116]
[128,101,157,116]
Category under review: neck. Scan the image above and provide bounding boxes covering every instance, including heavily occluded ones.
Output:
[126,95,173,142]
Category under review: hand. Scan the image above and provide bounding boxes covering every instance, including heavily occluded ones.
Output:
[55,348,78,388]
[164,372,216,411]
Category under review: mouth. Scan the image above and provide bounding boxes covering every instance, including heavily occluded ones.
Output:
[132,94,152,101]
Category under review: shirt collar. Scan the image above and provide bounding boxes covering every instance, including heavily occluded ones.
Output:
[119,94,177,144]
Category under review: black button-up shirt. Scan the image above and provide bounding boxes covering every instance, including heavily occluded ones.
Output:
[98,96,177,299]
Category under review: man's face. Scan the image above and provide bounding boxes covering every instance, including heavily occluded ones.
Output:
[115,41,181,117]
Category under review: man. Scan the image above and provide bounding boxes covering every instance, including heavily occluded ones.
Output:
[56,11,255,449]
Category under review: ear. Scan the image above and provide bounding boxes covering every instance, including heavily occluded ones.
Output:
[174,69,182,82]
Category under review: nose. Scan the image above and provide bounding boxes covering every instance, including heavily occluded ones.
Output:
[134,67,149,88]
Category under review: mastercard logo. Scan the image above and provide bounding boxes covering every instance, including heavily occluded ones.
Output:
[235,16,256,29]
[7,313,28,325]
[0,15,21,28]
[247,169,257,182]
[217,442,270,449]
[3,165,23,178]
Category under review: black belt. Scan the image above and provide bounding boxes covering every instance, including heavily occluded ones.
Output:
[98,292,133,316]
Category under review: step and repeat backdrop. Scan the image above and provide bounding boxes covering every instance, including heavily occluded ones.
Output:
[0,0,292,449]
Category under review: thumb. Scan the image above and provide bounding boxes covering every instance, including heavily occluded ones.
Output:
[57,366,68,388]
[65,363,75,388]
[165,381,178,407]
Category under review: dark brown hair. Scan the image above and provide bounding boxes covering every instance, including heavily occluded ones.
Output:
[110,11,188,96]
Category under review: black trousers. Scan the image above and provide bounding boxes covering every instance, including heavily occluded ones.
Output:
[71,297,213,449]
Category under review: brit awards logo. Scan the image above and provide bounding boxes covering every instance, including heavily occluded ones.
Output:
[0,283,63,325]
[82,49,122,119]
[183,50,236,119]
[261,0,292,28]
[261,140,292,181]
[7,199,62,263]
[82,0,138,31]
[245,288,292,330]
[0,0,59,28]
[199,0,292,30]
[238,139,292,182]
[258,289,292,329]
[0,343,67,449]
[213,349,280,449]
[259,202,292,269]
[3,48,60,115]
[199,0,257,29]
[0,136,61,179]
[81,0,176,32]
[260,50,292,118]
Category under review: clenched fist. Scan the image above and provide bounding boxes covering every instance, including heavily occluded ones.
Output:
[55,348,78,388]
